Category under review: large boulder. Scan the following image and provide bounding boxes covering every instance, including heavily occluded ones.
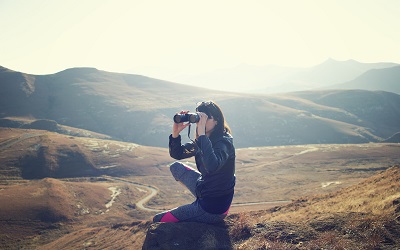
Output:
[142,222,232,250]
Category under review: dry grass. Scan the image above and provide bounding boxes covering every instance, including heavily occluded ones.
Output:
[38,221,151,250]
[265,166,400,222]
[228,213,254,242]
[0,177,151,249]
[226,166,400,249]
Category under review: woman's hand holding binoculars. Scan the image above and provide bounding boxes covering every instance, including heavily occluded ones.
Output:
[172,111,209,138]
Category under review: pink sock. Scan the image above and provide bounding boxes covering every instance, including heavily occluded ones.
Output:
[160,212,180,222]
[223,207,230,215]
[184,165,194,171]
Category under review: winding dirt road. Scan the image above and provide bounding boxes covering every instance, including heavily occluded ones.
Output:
[102,176,163,212]
[103,175,290,213]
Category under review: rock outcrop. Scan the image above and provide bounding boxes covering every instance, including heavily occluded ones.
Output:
[142,222,232,250]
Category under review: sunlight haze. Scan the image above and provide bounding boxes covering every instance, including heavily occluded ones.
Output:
[1,0,399,88]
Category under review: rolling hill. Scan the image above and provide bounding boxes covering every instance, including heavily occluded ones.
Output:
[331,65,400,94]
[226,165,400,249]
[1,65,400,148]
[0,128,171,179]
[288,89,400,139]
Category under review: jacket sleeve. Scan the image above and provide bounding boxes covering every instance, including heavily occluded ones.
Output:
[196,135,230,174]
[169,134,197,160]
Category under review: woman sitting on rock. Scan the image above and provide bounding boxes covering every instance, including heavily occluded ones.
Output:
[153,101,236,224]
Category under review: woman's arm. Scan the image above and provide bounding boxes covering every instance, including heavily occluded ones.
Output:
[169,134,197,160]
[170,110,197,159]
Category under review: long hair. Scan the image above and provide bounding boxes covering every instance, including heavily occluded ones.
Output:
[196,101,232,137]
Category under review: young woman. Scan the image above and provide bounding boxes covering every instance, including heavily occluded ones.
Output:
[153,101,236,224]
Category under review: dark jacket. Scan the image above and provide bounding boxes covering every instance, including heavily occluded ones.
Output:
[169,132,236,212]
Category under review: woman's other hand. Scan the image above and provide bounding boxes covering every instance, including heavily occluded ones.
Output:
[196,112,208,136]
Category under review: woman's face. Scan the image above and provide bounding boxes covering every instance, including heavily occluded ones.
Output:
[205,115,218,135]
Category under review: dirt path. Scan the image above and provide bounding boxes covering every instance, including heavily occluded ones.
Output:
[102,176,163,212]
[275,146,319,164]
[103,175,291,213]
[232,200,291,207]
[0,133,45,151]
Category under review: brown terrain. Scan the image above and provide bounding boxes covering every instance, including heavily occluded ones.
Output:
[0,65,400,249]
[0,127,399,249]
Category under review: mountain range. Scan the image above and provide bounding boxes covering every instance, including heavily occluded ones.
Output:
[171,58,399,93]
[1,61,400,148]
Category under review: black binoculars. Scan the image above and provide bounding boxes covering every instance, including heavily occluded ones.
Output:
[173,113,200,123]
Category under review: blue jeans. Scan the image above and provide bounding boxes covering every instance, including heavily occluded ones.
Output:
[153,162,228,223]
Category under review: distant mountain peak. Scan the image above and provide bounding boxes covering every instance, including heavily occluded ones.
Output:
[325,57,337,62]
[0,65,15,73]
[320,58,359,66]
[55,67,99,75]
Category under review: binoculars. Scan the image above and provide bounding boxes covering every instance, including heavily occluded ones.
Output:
[173,113,200,123]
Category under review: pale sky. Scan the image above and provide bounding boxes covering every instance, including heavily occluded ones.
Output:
[1,0,400,82]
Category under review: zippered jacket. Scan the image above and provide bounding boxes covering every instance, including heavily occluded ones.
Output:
[169,132,236,200]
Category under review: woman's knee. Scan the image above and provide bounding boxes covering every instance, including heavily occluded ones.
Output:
[170,161,182,172]
[153,213,164,223]
[170,161,187,180]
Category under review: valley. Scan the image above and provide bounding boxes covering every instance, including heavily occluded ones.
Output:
[0,128,399,248]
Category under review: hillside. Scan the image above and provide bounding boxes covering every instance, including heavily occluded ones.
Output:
[332,65,400,94]
[0,128,171,179]
[232,165,400,249]
[1,65,400,148]
[142,166,400,249]
[0,117,112,139]
[269,58,399,93]
[290,58,398,88]
[383,132,400,143]
[1,126,399,248]
[288,89,400,139]
[22,166,399,250]
[0,178,149,249]
[0,66,234,147]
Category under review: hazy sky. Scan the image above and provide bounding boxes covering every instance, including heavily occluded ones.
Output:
[1,0,399,81]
